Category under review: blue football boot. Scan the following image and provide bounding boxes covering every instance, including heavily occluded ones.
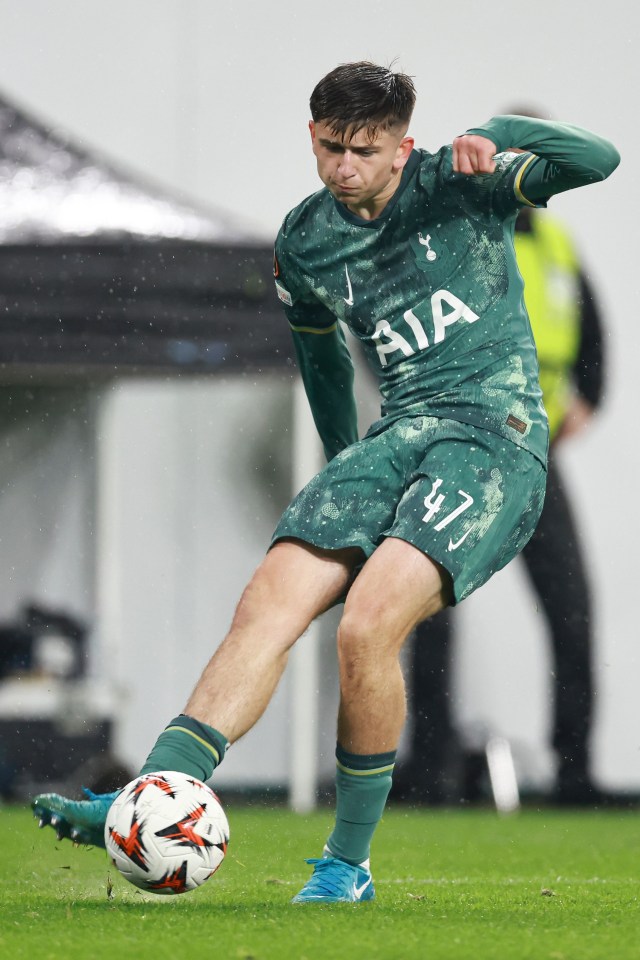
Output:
[32,788,121,847]
[292,856,375,904]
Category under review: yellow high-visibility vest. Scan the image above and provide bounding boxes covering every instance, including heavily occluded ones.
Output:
[515,214,581,440]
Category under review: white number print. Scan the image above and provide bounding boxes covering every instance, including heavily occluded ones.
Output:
[422,478,475,551]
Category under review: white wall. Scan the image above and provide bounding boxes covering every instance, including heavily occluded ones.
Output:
[0,0,637,788]
[0,385,97,621]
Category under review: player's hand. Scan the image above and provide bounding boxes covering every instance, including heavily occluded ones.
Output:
[452,134,498,175]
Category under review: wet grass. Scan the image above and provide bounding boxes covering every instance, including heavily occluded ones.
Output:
[2,803,639,959]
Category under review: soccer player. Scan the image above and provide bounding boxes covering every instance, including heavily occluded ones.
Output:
[32,62,619,903]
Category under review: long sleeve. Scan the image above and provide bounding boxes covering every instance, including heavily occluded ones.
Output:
[291,324,359,461]
[274,226,359,461]
[465,115,620,202]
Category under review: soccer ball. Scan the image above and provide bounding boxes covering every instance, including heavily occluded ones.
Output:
[104,771,229,896]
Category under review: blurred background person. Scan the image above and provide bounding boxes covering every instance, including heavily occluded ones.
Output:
[395,108,608,807]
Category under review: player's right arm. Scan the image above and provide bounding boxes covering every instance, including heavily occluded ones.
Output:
[290,323,359,461]
[274,245,358,462]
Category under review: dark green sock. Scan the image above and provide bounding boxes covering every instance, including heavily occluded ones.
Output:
[326,744,396,866]
[138,715,230,783]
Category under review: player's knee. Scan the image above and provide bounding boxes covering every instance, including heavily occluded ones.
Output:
[229,577,267,631]
[336,607,393,668]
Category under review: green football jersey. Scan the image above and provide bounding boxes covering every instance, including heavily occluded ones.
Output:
[274,115,619,463]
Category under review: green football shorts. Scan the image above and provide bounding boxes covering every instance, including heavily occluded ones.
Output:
[272,415,546,603]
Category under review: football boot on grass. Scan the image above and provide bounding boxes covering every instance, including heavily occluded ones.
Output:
[32,788,120,848]
[292,856,375,904]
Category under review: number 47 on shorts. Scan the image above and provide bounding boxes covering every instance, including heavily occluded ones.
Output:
[422,478,474,549]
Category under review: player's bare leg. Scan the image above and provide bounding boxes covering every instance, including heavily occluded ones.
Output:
[184,539,361,741]
[293,537,451,903]
[336,536,451,754]
[32,539,361,846]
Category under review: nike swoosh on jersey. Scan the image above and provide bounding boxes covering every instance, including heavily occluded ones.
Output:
[343,265,354,306]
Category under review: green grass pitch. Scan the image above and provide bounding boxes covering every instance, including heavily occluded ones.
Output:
[2,803,639,959]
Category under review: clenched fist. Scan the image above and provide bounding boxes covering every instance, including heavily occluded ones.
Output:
[452,134,499,175]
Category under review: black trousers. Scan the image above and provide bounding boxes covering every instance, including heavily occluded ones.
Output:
[408,452,594,789]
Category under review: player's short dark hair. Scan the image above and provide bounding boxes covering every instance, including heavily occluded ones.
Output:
[310,61,416,140]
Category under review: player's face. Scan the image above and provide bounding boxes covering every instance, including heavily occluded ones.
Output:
[309,120,414,217]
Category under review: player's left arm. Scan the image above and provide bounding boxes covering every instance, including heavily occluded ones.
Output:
[455,115,620,203]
